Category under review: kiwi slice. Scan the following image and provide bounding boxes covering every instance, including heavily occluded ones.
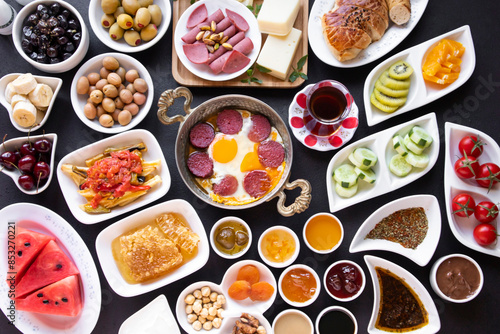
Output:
[374,89,407,107]
[375,80,409,98]
[388,61,414,80]
[370,92,399,113]
[379,71,411,90]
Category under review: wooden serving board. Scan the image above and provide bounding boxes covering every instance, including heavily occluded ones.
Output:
[171,0,309,88]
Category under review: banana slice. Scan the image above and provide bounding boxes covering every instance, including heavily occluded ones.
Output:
[11,73,38,95]
[4,83,17,104]
[28,83,53,108]
[10,94,29,109]
[12,101,37,128]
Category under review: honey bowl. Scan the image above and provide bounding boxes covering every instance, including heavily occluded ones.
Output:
[258,226,300,268]
[278,264,320,307]
[303,212,344,254]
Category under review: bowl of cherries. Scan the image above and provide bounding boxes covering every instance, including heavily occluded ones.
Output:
[0,133,57,195]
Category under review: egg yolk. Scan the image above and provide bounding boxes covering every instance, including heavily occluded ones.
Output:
[240,148,264,172]
[212,138,238,163]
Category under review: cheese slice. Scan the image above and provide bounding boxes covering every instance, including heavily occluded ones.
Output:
[257,28,302,80]
[257,0,300,36]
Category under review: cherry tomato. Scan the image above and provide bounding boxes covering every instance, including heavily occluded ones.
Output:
[474,201,499,223]
[475,163,500,192]
[473,223,498,246]
[458,135,484,158]
[452,193,476,218]
[454,153,480,179]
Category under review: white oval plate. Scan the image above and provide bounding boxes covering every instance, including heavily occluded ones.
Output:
[96,199,209,297]
[119,294,180,334]
[308,0,428,68]
[0,203,101,334]
[350,195,441,266]
[364,25,475,126]
[364,255,440,334]
[57,129,171,224]
[444,122,500,257]
[174,0,262,81]
[88,0,172,53]
[0,73,62,133]
[326,112,439,213]
[70,53,154,134]
[0,133,57,195]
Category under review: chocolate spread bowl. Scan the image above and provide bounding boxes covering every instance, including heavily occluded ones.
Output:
[157,86,311,216]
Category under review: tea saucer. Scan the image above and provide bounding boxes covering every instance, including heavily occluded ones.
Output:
[288,83,359,152]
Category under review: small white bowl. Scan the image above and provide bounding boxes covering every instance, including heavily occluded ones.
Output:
[0,133,57,195]
[258,226,299,268]
[12,0,90,73]
[278,264,321,307]
[70,52,154,134]
[429,253,483,303]
[273,309,314,334]
[210,216,252,259]
[315,306,358,334]
[323,260,365,302]
[0,73,62,132]
[303,212,344,254]
[88,0,172,53]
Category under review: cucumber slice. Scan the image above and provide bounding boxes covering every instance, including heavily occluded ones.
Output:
[355,167,376,184]
[389,154,413,177]
[392,134,408,156]
[405,151,430,168]
[353,148,378,168]
[403,134,425,155]
[335,182,358,198]
[408,126,433,148]
[333,164,358,188]
[348,152,365,169]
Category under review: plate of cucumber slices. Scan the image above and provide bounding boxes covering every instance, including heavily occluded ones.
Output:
[364,25,475,127]
[326,113,439,213]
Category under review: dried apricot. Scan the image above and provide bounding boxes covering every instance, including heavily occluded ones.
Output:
[236,265,260,286]
[228,280,251,300]
[250,281,275,301]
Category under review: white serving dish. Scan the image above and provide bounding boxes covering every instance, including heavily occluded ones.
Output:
[12,0,90,73]
[95,199,209,297]
[88,0,172,53]
[308,0,428,68]
[364,255,440,334]
[0,203,101,334]
[57,129,170,224]
[326,113,439,213]
[350,195,441,266]
[0,133,57,195]
[119,294,180,334]
[176,259,276,334]
[70,53,154,134]
[444,122,500,257]
[0,73,63,132]
[364,25,475,126]
[210,216,252,259]
[258,225,300,268]
[278,264,321,307]
[174,0,262,82]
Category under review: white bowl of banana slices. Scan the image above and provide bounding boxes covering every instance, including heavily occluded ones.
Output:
[0,73,63,133]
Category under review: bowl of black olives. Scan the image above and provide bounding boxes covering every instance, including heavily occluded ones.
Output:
[12,0,89,73]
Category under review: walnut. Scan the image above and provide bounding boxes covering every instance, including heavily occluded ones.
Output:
[256,326,267,334]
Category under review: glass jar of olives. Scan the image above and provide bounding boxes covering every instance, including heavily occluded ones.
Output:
[210,217,251,258]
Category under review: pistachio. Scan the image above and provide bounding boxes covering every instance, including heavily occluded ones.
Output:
[220,35,229,44]
[203,38,215,46]
[211,20,216,32]
[214,43,220,51]
[200,25,211,31]
[222,43,233,51]
[203,30,211,39]
[195,31,205,41]
[206,45,215,53]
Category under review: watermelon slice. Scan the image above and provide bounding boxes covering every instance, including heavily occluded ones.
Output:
[7,226,55,285]
[15,240,80,298]
[15,275,82,317]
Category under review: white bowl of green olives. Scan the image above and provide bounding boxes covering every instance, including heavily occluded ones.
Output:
[70,52,154,134]
[88,0,171,53]
[12,0,90,73]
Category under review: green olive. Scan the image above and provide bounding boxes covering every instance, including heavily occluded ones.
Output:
[99,67,111,79]
[113,6,125,19]
[83,103,96,120]
[114,97,125,109]
[148,5,162,26]
[102,97,116,113]
[133,92,146,106]
[123,102,139,116]
[107,72,122,87]
[99,114,114,127]
[122,0,140,16]
[96,105,106,118]
[116,13,134,30]
[103,84,118,98]
[140,23,157,42]
[124,30,142,47]
[126,83,136,94]
[76,76,89,95]
[101,0,120,15]
[125,69,139,83]
[90,90,104,104]
[95,78,108,91]
[101,13,115,29]
[109,22,124,40]
[138,0,153,7]
[115,67,126,82]
[118,110,133,126]
[111,109,121,121]
[119,89,133,104]
[87,72,101,86]
[102,56,120,71]
[133,78,148,93]
[134,7,151,29]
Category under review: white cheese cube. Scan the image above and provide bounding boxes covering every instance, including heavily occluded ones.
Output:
[257,0,300,36]
[257,28,302,80]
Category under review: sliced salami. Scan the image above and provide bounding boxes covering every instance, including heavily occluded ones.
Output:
[233,37,254,55]
[248,115,271,143]
[214,17,231,33]
[186,4,208,29]
[222,50,250,74]
[258,140,285,168]
[217,109,243,135]
[183,44,209,64]
[213,175,239,196]
[243,170,271,198]
[189,122,215,149]
[187,152,214,178]
[181,9,225,44]
[226,9,249,32]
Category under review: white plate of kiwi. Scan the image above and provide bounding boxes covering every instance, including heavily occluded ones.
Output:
[363,25,475,127]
